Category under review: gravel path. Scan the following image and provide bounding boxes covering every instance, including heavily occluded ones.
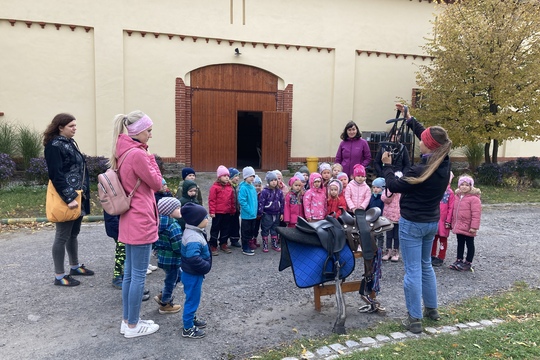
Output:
[1,178,539,359]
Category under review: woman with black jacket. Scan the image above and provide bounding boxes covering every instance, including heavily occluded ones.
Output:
[381,104,452,334]
[44,113,93,287]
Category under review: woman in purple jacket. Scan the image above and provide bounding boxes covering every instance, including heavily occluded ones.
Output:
[335,121,371,178]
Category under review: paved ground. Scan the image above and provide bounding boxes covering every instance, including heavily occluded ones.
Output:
[1,199,539,359]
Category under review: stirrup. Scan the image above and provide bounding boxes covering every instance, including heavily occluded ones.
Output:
[358,294,386,313]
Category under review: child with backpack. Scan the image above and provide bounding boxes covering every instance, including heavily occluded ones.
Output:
[432,172,455,267]
[153,197,183,314]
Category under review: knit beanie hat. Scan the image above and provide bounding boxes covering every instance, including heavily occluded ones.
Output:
[242,166,256,179]
[181,202,208,227]
[328,179,343,195]
[157,197,181,216]
[458,175,474,188]
[229,167,240,179]
[181,167,195,180]
[372,177,386,189]
[161,178,167,185]
[337,172,348,180]
[217,165,229,178]
[253,175,262,185]
[265,171,278,183]
[353,164,366,177]
[288,176,302,187]
[319,162,331,173]
[182,179,198,193]
[294,171,304,181]
[298,165,310,175]
[273,170,282,179]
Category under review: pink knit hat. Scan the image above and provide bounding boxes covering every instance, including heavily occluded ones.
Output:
[353,164,366,177]
[458,175,474,188]
[217,165,229,178]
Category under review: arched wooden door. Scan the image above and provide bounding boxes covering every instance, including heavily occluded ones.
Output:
[189,64,289,171]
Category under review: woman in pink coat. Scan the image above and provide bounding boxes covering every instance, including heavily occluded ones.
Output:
[111,110,163,338]
[449,175,481,272]
[431,172,455,267]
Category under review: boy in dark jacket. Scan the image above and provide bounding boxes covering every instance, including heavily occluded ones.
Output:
[180,203,212,339]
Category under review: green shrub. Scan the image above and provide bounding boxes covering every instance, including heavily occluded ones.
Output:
[26,157,49,185]
[16,125,42,170]
[84,155,109,182]
[0,122,17,156]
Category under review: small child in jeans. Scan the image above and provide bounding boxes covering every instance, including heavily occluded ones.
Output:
[180,203,212,339]
[284,176,304,227]
[258,171,284,252]
[154,197,183,314]
[450,175,482,272]
[432,172,455,267]
[368,177,385,249]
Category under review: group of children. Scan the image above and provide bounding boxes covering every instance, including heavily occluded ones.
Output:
[105,162,482,339]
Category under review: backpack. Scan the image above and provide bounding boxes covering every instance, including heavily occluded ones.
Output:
[98,148,141,215]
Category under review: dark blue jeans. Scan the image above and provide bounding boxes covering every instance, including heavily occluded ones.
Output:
[261,213,280,237]
[182,272,203,329]
[161,267,181,303]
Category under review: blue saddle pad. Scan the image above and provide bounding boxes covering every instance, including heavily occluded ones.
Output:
[285,239,355,288]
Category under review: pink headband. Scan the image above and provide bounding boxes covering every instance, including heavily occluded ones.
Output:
[421,127,441,151]
[127,115,153,136]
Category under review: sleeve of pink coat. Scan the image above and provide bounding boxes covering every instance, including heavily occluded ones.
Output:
[360,185,371,210]
[344,186,355,210]
[445,191,455,224]
[470,197,482,230]
[132,151,162,192]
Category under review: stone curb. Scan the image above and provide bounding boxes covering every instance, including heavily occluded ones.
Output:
[280,318,504,360]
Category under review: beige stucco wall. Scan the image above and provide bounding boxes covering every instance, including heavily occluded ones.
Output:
[1,0,536,160]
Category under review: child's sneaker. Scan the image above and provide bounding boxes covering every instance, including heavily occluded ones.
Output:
[381,249,390,261]
[148,264,158,271]
[111,276,123,289]
[54,275,80,287]
[220,244,232,254]
[210,246,219,256]
[449,259,463,270]
[390,249,400,262]
[124,320,159,338]
[431,257,444,267]
[193,316,207,329]
[69,264,94,276]
[182,326,205,339]
[158,301,181,314]
[242,248,255,256]
[456,261,473,272]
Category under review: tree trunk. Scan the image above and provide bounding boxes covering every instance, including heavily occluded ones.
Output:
[492,139,499,164]
[484,142,492,164]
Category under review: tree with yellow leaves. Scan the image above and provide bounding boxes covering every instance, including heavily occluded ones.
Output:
[415,0,540,163]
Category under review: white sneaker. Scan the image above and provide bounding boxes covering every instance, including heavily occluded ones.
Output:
[123,320,159,338]
[146,268,152,275]
[148,264,158,271]
[120,319,155,335]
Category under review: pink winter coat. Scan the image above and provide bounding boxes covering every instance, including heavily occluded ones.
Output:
[381,191,401,223]
[437,186,455,237]
[116,134,163,246]
[284,190,304,225]
[303,173,327,221]
[344,180,371,211]
[452,188,481,237]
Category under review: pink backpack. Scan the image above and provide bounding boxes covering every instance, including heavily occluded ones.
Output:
[98,149,141,215]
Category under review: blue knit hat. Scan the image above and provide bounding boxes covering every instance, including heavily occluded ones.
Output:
[181,203,208,227]
[372,177,386,189]
[253,175,262,185]
[228,167,240,179]
[265,171,278,183]
[181,167,195,180]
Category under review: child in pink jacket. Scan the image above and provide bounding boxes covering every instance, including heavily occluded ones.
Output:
[449,175,481,272]
[381,189,401,262]
[303,173,327,222]
[432,172,455,267]
[284,176,304,227]
[344,164,371,213]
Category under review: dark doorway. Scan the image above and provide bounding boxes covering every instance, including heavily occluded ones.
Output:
[237,111,263,169]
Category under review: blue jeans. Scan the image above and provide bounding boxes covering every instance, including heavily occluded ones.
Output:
[261,213,280,237]
[122,243,151,325]
[399,218,438,319]
[161,267,181,303]
[182,272,204,329]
